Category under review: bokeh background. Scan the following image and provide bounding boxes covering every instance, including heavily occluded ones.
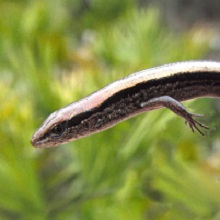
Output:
[1,0,220,219]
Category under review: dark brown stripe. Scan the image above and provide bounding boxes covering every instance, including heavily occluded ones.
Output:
[43,71,220,139]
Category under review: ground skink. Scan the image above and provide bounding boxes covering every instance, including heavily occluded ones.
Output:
[31,61,220,148]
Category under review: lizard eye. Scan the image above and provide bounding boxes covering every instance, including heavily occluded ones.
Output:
[50,124,65,137]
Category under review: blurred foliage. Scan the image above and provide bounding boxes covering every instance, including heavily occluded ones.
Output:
[0,0,220,219]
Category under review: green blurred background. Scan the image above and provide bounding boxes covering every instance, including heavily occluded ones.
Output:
[1,0,220,219]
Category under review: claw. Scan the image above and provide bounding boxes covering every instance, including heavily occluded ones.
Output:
[185,113,209,136]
